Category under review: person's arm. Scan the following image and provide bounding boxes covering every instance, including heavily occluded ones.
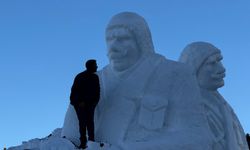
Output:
[89,74,100,105]
[70,75,80,106]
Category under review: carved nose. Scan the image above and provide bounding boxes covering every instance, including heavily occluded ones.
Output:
[109,45,127,57]
[214,64,226,78]
[109,40,121,52]
[218,64,226,74]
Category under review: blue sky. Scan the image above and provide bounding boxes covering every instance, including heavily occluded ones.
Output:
[1,0,250,148]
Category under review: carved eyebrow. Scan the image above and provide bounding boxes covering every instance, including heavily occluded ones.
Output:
[106,31,132,41]
[207,53,223,62]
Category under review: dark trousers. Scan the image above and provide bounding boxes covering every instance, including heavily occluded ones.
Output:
[74,104,95,147]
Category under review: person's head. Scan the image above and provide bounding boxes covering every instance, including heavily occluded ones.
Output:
[85,59,97,73]
[179,42,226,91]
[105,12,155,72]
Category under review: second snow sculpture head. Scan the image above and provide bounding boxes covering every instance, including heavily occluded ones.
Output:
[179,42,248,150]
[179,42,226,91]
[105,12,154,72]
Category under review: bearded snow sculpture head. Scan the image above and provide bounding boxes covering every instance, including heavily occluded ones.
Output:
[179,42,226,91]
[105,12,155,72]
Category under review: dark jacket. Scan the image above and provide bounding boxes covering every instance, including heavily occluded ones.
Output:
[70,70,100,107]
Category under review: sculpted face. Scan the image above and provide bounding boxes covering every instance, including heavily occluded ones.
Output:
[106,27,141,72]
[197,53,226,91]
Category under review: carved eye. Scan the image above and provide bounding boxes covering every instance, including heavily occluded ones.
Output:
[206,60,215,65]
[118,36,130,42]
[210,61,216,66]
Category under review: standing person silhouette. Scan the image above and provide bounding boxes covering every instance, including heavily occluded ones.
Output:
[70,59,100,149]
[246,133,250,149]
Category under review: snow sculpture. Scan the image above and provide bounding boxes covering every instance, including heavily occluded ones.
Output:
[92,12,213,150]
[62,12,213,150]
[179,41,248,150]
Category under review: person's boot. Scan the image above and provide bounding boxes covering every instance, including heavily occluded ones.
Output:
[79,136,88,149]
[79,143,88,149]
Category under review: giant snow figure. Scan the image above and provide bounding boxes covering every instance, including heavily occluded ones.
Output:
[179,41,248,150]
[62,12,213,150]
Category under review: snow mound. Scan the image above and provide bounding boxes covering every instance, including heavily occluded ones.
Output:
[7,128,117,150]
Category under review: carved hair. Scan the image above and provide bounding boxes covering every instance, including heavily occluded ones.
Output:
[106,12,155,54]
[179,41,221,75]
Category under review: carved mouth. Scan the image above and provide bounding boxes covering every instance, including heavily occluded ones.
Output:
[212,72,225,79]
[109,55,125,65]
